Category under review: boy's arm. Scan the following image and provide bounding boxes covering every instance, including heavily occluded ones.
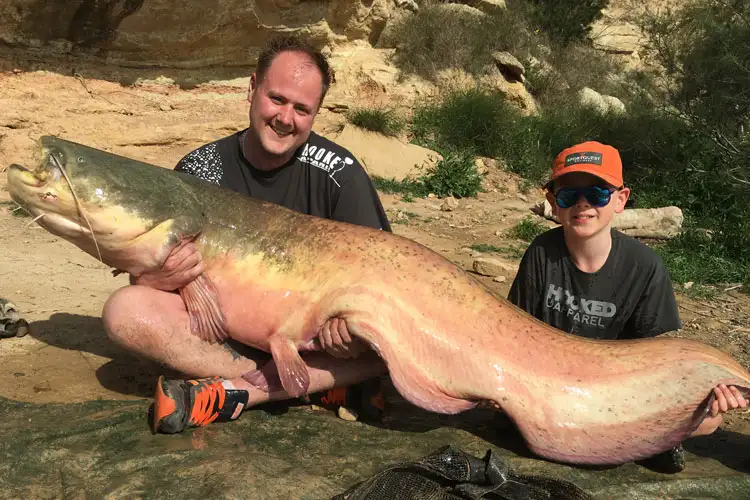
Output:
[624,260,749,436]
[620,261,681,339]
[507,243,545,317]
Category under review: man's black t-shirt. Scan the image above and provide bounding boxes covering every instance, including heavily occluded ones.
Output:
[508,227,682,340]
[174,129,391,232]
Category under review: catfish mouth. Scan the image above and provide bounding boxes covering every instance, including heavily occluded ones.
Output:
[10,147,58,203]
[8,163,47,188]
[7,147,88,238]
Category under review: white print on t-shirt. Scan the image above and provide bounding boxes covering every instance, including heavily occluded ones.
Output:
[544,284,616,329]
[298,144,354,187]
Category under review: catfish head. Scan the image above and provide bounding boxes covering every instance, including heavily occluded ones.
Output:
[7,135,205,275]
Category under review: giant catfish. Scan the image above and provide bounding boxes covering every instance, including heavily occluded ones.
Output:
[7,135,750,465]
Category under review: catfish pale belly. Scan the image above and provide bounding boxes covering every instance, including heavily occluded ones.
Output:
[7,136,750,466]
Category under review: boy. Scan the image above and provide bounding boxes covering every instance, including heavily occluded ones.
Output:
[508,141,748,471]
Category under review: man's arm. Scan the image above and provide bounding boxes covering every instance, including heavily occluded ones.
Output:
[331,163,392,232]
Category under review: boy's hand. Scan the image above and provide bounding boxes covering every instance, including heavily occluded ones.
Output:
[690,384,749,437]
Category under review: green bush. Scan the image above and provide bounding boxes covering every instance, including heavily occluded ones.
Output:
[347,107,405,137]
[638,0,750,136]
[371,149,482,199]
[526,0,609,45]
[508,217,548,242]
[384,1,534,81]
[411,87,519,158]
[655,230,750,289]
[420,149,483,198]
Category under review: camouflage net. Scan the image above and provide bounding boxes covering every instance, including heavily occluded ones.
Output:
[0,395,748,499]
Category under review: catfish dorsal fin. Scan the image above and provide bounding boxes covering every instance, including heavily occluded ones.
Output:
[179,274,228,343]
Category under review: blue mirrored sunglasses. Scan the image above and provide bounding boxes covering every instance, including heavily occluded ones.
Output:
[554,186,616,209]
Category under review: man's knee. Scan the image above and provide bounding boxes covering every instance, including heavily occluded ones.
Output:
[102,286,142,346]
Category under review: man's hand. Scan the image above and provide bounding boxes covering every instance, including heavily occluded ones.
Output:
[133,240,205,291]
[317,317,368,359]
[691,384,749,437]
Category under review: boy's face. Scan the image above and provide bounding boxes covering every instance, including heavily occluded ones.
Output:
[546,172,630,240]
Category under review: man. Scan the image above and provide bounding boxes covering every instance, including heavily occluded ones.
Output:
[508,141,749,472]
[101,35,391,433]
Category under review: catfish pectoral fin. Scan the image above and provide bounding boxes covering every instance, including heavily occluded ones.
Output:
[268,333,311,398]
[179,274,228,344]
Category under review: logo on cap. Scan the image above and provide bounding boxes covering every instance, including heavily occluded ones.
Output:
[565,152,603,167]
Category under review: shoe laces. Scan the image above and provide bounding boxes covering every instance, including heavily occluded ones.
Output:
[187,377,227,427]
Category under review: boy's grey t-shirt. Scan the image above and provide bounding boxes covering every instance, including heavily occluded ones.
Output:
[507,227,682,340]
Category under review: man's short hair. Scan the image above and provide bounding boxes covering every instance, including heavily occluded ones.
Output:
[255,35,334,106]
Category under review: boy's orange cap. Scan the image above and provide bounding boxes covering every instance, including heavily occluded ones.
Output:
[547,141,623,188]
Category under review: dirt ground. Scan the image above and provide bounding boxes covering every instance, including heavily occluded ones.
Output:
[1,55,749,439]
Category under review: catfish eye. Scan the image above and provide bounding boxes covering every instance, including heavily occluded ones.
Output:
[77,157,85,164]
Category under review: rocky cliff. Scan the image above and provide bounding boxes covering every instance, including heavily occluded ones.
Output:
[0,0,390,68]
[0,0,692,72]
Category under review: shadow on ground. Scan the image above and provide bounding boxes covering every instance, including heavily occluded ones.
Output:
[28,312,168,398]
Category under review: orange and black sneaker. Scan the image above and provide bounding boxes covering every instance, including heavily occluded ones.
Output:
[152,375,249,434]
[311,377,385,422]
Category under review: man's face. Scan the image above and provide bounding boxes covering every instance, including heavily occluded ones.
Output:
[247,50,323,164]
[546,172,630,240]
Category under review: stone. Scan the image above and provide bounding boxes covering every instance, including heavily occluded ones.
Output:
[337,406,359,421]
[491,51,525,83]
[578,87,626,115]
[327,125,442,182]
[441,196,459,212]
[472,257,518,277]
[465,0,507,15]
[395,0,419,12]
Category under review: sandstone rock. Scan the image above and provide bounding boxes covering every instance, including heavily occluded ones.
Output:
[578,87,626,115]
[612,205,684,239]
[436,67,537,116]
[602,95,627,114]
[436,3,487,19]
[0,0,392,68]
[395,0,419,12]
[327,124,441,181]
[441,197,459,211]
[464,0,507,15]
[472,257,518,277]
[590,23,642,55]
[337,406,359,421]
[491,51,525,83]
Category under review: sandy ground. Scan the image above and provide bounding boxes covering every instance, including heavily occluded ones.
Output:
[0,59,749,437]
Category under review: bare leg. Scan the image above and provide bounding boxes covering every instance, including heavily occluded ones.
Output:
[235,351,388,407]
[102,284,265,378]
